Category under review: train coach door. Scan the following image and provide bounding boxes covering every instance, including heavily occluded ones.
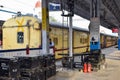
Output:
[0,21,4,49]
[104,36,106,48]
[0,29,2,48]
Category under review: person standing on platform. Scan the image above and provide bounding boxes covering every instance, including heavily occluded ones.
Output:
[49,38,54,47]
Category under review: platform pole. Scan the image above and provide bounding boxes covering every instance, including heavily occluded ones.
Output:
[69,16,73,69]
[61,0,74,69]
[41,0,49,55]
[69,16,73,57]
[118,28,120,50]
[89,0,101,53]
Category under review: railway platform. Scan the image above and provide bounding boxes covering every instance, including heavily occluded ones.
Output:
[48,46,120,80]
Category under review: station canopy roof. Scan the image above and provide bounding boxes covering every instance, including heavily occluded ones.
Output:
[49,0,120,29]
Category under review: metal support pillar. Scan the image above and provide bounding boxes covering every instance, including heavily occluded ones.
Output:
[69,16,73,69]
[42,0,49,55]
[69,16,73,57]
[89,0,101,52]
[118,28,120,50]
[61,0,74,57]
[61,0,74,69]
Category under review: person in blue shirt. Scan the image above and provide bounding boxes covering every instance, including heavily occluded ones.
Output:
[49,38,54,47]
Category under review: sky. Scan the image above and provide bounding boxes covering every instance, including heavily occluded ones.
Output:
[0,0,37,20]
[0,0,118,36]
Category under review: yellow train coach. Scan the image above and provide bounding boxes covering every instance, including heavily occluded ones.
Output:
[50,23,117,59]
[49,23,90,59]
[2,16,41,49]
[1,16,118,59]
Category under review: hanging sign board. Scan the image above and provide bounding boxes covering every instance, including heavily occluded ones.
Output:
[49,3,61,11]
[112,28,118,33]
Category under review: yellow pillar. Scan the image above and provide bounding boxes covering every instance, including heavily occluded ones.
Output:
[42,0,49,54]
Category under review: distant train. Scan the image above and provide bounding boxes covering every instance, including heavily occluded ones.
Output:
[0,16,118,59]
[49,22,118,59]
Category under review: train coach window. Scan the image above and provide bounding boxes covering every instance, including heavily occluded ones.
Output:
[80,38,84,44]
[83,38,86,44]
[17,32,24,43]
[53,37,58,45]
[80,38,82,44]
[85,39,88,43]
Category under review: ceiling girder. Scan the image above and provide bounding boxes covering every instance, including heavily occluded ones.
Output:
[102,0,120,26]
[49,0,119,29]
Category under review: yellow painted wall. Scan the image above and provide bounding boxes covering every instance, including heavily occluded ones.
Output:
[106,36,112,47]
[2,16,41,50]
[49,27,68,59]
[73,31,89,53]
[49,27,90,59]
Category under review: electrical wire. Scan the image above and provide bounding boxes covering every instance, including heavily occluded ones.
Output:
[0,9,17,14]
[0,0,36,14]
[0,5,26,14]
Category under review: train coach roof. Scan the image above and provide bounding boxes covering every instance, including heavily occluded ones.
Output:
[49,21,117,37]
[101,33,118,37]
[2,15,117,37]
[49,21,89,32]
